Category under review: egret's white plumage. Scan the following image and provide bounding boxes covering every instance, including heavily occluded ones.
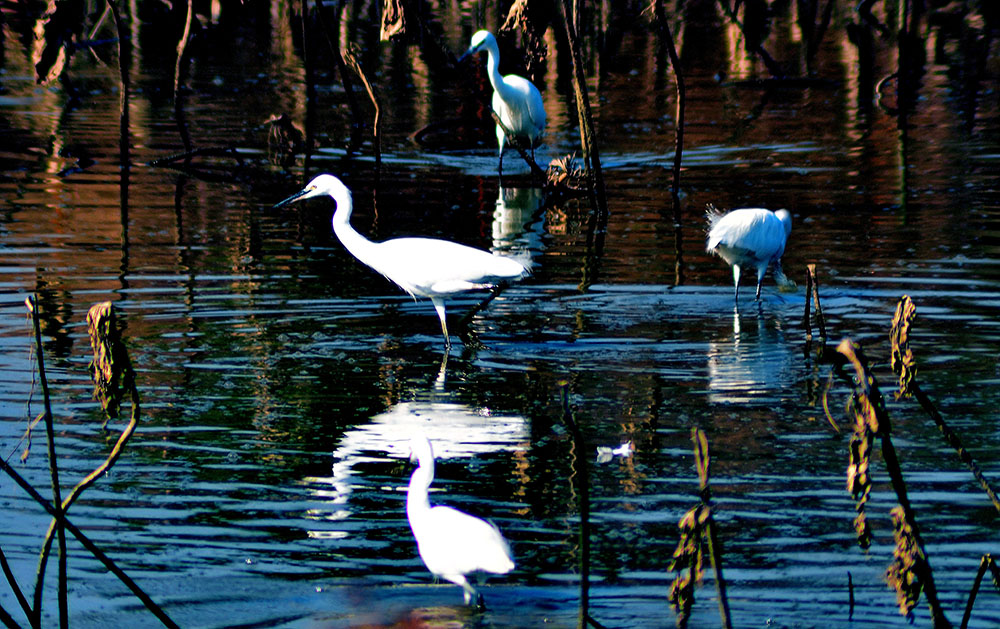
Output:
[706,205,793,302]
[464,30,546,173]
[274,174,528,348]
[406,435,515,606]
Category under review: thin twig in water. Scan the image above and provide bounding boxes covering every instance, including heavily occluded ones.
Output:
[960,554,1000,629]
[890,296,1000,514]
[26,296,68,628]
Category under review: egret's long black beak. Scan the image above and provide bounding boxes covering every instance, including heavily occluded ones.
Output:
[273,188,309,210]
[458,49,474,64]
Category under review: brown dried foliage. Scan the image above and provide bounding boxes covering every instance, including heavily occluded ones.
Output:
[890,295,918,399]
[886,506,926,620]
[87,301,134,421]
[499,0,551,79]
[847,424,874,548]
[667,504,709,628]
[546,153,585,189]
[842,343,884,549]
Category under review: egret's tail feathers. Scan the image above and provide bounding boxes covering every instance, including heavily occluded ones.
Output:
[705,203,726,227]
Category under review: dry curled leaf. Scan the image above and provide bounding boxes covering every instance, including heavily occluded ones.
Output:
[890,295,918,399]
[886,506,925,621]
[88,302,134,421]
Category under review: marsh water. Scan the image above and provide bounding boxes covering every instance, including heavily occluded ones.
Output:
[1,1,999,627]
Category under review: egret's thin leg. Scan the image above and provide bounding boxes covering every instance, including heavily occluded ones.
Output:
[456,284,505,331]
[732,264,742,303]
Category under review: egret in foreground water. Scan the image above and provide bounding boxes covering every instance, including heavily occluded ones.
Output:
[274,175,528,349]
[706,205,794,303]
[406,434,515,607]
[462,30,546,174]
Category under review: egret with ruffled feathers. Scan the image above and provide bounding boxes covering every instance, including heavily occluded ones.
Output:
[706,205,794,303]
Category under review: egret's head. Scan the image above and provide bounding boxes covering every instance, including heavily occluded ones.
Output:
[774,209,792,237]
[463,30,495,57]
[273,174,346,209]
[408,434,435,466]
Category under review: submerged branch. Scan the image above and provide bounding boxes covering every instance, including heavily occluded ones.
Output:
[0,457,179,629]
[490,112,546,179]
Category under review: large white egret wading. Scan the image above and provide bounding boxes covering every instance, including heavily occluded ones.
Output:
[274,175,528,349]
[706,205,793,303]
[406,434,515,607]
[462,30,546,173]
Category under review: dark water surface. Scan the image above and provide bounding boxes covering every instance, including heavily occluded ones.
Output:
[1,2,999,627]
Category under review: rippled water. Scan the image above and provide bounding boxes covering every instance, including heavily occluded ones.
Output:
[1,2,999,628]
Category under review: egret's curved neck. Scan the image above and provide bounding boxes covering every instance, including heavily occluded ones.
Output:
[482,39,514,102]
[407,461,434,517]
[329,184,377,260]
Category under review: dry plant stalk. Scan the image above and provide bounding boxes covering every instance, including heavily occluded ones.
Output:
[888,295,1000,513]
[33,302,156,626]
[837,339,952,627]
[961,554,1000,628]
[843,340,880,548]
[667,429,731,629]
[667,504,708,628]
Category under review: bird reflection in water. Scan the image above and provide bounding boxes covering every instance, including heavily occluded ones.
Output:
[314,398,527,514]
[706,308,795,406]
[491,186,547,270]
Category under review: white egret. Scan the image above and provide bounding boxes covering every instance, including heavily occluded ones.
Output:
[274,175,528,348]
[706,205,793,302]
[406,434,515,607]
[463,30,546,173]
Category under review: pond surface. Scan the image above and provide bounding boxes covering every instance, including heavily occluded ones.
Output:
[1,1,999,627]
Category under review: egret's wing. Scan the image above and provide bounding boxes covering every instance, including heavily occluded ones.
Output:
[499,75,546,141]
[706,209,787,262]
[372,238,527,296]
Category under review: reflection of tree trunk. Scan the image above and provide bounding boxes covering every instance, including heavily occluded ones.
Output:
[314,3,363,128]
[342,46,382,171]
[560,0,606,209]
[560,0,608,293]
[174,0,194,163]
[108,0,131,287]
[716,0,784,77]
[301,0,316,176]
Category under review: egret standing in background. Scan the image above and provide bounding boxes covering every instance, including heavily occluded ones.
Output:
[706,204,794,303]
[462,30,546,174]
[406,434,515,607]
[274,175,528,349]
